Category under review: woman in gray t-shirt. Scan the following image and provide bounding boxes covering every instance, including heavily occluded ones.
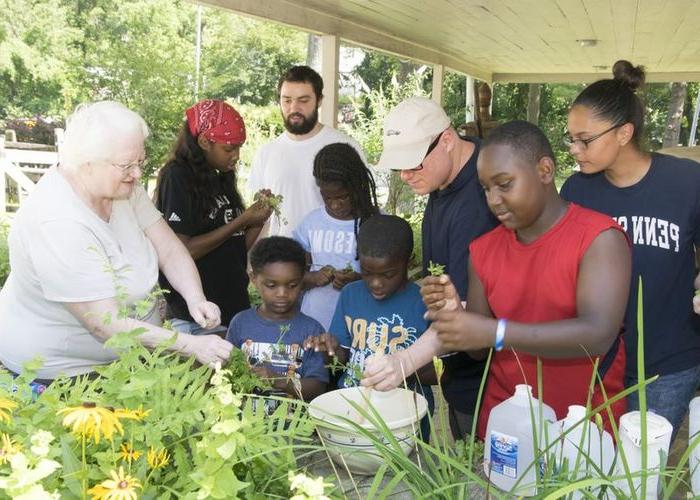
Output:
[0,101,233,381]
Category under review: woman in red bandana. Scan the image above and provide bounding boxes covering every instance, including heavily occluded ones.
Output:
[155,100,272,334]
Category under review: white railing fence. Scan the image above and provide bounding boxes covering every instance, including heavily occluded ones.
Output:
[0,129,62,216]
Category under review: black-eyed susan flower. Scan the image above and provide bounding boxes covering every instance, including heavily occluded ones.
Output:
[118,443,141,464]
[0,398,18,424]
[57,402,123,444]
[87,466,141,500]
[146,447,170,469]
[0,433,21,465]
[114,406,151,421]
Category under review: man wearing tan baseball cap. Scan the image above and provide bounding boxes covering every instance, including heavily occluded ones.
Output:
[371,96,499,440]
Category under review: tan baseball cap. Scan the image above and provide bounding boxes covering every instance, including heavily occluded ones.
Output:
[375,96,450,171]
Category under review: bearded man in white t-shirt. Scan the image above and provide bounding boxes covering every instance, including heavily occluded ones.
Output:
[248,65,365,236]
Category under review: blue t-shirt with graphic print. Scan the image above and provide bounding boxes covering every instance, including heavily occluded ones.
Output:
[226,308,329,383]
[293,207,361,330]
[561,153,700,377]
[329,280,428,388]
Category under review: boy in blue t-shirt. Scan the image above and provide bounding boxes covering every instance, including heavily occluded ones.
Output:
[305,215,435,425]
[226,237,328,403]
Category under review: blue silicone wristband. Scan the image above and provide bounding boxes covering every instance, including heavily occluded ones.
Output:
[495,319,507,351]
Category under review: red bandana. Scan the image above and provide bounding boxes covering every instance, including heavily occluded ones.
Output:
[185,100,246,145]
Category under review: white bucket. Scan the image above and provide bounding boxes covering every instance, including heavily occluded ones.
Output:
[308,387,427,474]
[615,410,673,499]
[688,396,700,495]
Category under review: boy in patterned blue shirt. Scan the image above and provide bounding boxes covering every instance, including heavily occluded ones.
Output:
[305,215,434,429]
[227,237,328,403]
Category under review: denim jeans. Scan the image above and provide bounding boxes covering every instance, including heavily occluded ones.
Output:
[625,364,700,444]
[169,318,228,337]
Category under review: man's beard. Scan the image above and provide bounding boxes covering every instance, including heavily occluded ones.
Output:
[283,107,319,135]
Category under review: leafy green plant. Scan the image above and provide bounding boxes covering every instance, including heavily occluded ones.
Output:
[427,260,446,277]
[255,191,288,226]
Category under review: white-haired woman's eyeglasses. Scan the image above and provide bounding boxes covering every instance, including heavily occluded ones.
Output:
[112,159,146,173]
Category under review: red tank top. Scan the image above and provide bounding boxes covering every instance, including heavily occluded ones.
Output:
[471,203,628,438]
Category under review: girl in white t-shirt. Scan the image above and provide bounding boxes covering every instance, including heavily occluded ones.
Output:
[292,143,380,330]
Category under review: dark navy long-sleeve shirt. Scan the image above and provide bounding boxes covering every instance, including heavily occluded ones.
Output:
[422,136,499,414]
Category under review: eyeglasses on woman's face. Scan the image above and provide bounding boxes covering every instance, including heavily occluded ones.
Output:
[563,123,624,150]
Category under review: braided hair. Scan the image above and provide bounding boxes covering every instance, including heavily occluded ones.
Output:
[155,120,244,221]
[312,143,380,258]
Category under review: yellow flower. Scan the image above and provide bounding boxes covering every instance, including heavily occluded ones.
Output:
[114,407,151,421]
[0,398,18,424]
[146,447,170,469]
[87,466,141,500]
[57,403,123,444]
[118,443,141,464]
[0,433,21,464]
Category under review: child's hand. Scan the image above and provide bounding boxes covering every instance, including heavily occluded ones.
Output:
[304,333,339,357]
[242,198,273,227]
[308,266,335,287]
[694,291,700,315]
[426,307,493,352]
[421,274,461,312]
[332,269,361,290]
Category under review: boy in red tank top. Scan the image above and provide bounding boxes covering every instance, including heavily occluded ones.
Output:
[363,120,631,438]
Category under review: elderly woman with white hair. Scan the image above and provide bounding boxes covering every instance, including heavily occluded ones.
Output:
[0,101,232,384]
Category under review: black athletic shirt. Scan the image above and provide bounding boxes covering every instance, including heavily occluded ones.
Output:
[561,153,700,377]
[422,136,499,413]
[155,162,250,326]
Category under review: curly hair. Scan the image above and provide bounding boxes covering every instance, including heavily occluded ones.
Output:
[249,237,306,275]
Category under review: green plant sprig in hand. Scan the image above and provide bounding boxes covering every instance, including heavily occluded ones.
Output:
[427,260,446,277]
[255,190,288,226]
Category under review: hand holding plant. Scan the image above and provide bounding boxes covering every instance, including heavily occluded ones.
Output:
[182,333,233,367]
[242,197,273,227]
[331,268,360,290]
[422,276,491,351]
[303,333,339,358]
[308,265,335,287]
[254,189,287,226]
[362,351,415,391]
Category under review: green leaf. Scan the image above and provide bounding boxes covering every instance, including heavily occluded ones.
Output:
[104,328,146,349]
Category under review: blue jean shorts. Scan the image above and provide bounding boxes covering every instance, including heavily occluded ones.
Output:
[625,364,700,443]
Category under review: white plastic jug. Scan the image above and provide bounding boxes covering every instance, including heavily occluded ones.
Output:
[615,410,673,499]
[554,405,616,499]
[688,396,700,495]
[484,384,556,497]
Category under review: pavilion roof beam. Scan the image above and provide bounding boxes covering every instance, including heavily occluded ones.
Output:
[494,72,700,84]
[196,0,492,83]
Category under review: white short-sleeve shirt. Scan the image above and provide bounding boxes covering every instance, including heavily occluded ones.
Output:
[0,167,162,379]
[248,125,365,237]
